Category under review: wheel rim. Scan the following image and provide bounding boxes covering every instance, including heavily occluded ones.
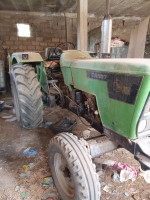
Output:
[13,81,21,122]
[54,153,75,198]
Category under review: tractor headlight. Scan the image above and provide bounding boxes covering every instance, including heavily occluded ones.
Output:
[137,120,147,133]
[137,94,150,137]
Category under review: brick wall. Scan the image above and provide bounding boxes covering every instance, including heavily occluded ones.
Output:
[0,11,71,60]
[0,10,143,61]
[0,11,105,62]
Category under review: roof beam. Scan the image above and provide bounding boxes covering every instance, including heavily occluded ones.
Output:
[10,0,18,10]
[26,0,33,11]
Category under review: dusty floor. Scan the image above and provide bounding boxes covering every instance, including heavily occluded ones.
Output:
[0,94,150,200]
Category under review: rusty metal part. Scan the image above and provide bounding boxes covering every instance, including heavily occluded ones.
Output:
[105,0,110,19]
[104,126,133,151]
[81,136,118,158]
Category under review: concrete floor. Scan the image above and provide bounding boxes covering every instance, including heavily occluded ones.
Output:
[0,94,150,200]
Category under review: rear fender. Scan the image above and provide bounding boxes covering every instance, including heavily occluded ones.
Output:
[10,52,43,66]
[10,52,49,94]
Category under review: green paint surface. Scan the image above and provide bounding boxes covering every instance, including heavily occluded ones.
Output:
[61,50,150,139]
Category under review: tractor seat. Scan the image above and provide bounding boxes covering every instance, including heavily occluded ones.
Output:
[45,47,62,61]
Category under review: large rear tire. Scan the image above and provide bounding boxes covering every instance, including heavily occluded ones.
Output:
[48,132,101,200]
[10,64,43,129]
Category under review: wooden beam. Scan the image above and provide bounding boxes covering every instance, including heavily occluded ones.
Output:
[77,0,88,51]
[128,17,149,58]
[26,0,33,11]
[10,0,18,10]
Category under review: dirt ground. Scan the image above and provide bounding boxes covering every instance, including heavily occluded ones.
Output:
[0,94,150,200]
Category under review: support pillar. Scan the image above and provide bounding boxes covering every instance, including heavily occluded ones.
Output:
[77,0,88,51]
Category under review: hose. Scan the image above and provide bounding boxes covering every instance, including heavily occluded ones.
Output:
[49,80,65,106]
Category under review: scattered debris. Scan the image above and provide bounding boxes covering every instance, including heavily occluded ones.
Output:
[4,103,13,109]
[5,116,16,122]
[20,171,31,178]
[29,163,35,169]
[130,188,135,192]
[44,121,53,128]
[124,192,130,197]
[113,162,137,182]
[82,130,91,139]
[41,177,54,186]
[20,186,25,192]
[0,99,149,199]
[1,115,13,119]
[113,172,120,182]
[112,190,117,195]
[101,182,106,187]
[21,192,30,198]
[94,158,137,182]
[23,165,29,172]
[53,117,77,133]
[1,114,16,122]
[140,170,150,184]
[23,150,37,156]
[120,169,136,182]
[23,147,31,153]
[103,185,112,193]
[114,162,137,175]
[15,186,20,192]
[108,183,112,187]
[0,101,4,112]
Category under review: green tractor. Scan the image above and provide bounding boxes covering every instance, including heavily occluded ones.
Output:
[9,48,150,200]
[9,1,150,198]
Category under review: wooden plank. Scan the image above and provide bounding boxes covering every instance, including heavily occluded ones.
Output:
[128,17,149,58]
[77,0,88,51]
[127,27,138,58]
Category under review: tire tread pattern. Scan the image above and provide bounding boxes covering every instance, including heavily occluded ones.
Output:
[49,132,101,200]
[11,64,43,129]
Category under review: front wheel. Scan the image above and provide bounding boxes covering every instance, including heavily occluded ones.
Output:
[48,132,101,200]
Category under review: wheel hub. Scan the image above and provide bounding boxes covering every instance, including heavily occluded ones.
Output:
[54,153,74,198]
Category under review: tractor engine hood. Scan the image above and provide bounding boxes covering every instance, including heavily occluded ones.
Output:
[60,50,150,140]
[61,50,150,76]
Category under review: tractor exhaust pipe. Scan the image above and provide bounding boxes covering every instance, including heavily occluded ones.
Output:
[100,0,112,58]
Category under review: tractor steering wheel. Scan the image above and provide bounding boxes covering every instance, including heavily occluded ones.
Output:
[54,42,75,57]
